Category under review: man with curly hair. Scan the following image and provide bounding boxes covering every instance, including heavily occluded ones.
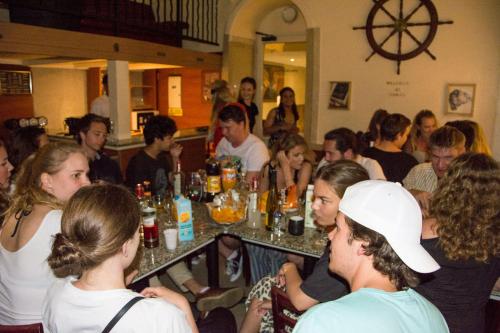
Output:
[294,180,449,333]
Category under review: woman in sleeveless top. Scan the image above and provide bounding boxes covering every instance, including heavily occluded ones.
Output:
[0,142,90,325]
[264,87,299,147]
[417,153,499,333]
[404,110,437,163]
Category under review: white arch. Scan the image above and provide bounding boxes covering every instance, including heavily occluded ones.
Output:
[225,0,317,38]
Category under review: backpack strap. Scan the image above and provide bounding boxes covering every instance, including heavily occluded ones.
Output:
[102,296,144,333]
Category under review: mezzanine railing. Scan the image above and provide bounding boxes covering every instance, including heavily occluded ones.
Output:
[6,0,218,46]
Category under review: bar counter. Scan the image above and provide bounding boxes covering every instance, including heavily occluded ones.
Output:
[135,202,324,285]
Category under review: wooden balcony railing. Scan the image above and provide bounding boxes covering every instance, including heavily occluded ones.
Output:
[6,0,219,47]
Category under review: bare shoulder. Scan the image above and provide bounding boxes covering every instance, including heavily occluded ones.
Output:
[0,205,56,251]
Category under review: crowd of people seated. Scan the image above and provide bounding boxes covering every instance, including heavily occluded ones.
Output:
[0,78,498,333]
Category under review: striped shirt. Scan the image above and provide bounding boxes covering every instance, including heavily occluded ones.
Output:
[403,162,437,193]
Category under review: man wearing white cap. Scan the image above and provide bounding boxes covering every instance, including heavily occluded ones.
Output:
[293,180,449,333]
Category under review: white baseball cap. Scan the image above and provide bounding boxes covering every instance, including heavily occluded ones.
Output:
[339,180,440,273]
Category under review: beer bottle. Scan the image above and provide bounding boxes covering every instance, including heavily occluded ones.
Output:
[205,157,221,202]
[265,165,278,231]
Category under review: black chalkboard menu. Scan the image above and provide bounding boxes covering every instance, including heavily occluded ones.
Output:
[0,70,32,95]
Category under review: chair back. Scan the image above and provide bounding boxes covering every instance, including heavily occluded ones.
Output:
[271,286,303,333]
[0,323,44,333]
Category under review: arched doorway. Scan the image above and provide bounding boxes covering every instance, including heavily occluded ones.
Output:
[224,0,319,144]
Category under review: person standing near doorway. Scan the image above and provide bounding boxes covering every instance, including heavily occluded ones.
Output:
[238,77,259,133]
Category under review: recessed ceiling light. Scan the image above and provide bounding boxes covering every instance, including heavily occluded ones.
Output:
[290,58,295,62]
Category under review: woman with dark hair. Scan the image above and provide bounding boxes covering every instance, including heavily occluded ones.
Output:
[404,109,438,163]
[8,126,48,171]
[241,161,369,333]
[238,77,259,133]
[417,153,499,333]
[263,87,299,146]
[359,109,389,151]
[0,142,90,325]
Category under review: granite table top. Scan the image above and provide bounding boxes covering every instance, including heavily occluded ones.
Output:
[135,202,325,282]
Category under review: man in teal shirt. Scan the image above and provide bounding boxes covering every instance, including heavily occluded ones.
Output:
[294,180,449,333]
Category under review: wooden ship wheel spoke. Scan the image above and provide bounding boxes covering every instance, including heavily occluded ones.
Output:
[353,0,453,74]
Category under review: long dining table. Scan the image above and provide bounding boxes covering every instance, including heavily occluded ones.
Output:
[134,202,326,287]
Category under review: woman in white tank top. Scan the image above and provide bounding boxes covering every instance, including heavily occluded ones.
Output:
[0,142,90,325]
[43,184,197,333]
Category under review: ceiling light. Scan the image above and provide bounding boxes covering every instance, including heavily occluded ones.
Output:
[290,58,295,62]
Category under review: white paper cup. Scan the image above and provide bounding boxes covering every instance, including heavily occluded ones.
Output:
[164,229,178,251]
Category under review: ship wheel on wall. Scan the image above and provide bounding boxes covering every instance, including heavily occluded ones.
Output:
[353,0,453,74]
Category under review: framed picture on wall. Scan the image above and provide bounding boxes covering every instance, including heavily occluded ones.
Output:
[202,71,221,103]
[446,84,475,116]
[328,81,351,110]
[263,64,285,101]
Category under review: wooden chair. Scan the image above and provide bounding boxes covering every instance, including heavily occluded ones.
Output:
[0,323,44,333]
[271,286,304,333]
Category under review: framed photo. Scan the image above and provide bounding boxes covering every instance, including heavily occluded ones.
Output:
[263,64,285,101]
[329,81,351,110]
[201,71,220,103]
[446,84,475,116]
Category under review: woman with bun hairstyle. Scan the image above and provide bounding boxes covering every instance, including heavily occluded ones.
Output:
[43,184,198,333]
[0,142,90,325]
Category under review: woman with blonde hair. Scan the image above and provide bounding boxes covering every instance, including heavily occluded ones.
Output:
[0,142,90,325]
[404,109,438,162]
[260,132,314,199]
[417,153,499,333]
[43,184,198,332]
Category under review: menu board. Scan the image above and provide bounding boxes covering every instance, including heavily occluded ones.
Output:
[0,70,32,95]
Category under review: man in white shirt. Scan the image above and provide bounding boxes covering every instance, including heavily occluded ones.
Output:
[316,127,386,180]
[403,126,465,216]
[90,74,110,118]
[216,103,269,182]
[215,103,270,282]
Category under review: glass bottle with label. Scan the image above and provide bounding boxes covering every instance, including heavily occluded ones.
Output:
[265,165,278,231]
[247,177,261,229]
[205,157,221,202]
[172,159,185,197]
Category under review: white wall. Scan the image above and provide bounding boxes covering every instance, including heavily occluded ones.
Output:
[306,0,500,147]
[31,68,87,132]
[225,0,500,157]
